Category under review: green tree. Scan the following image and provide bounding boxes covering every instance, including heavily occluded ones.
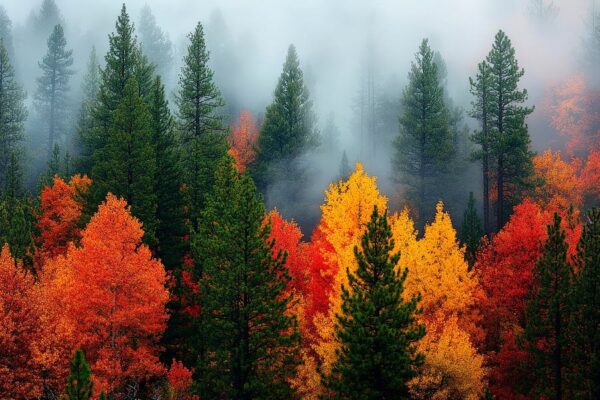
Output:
[339,150,351,181]
[0,38,26,190]
[35,23,74,157]
[138,5,173,82]
[459,192,484,267]
[569,208,600,399]
[75,47,100,173]
[393,39,453,224]
[254,44,318,189]
[469,61,494,234]
[64,349,93,400]
[323,206,425,399]
[0,6,14,60]
[194,156,301,399]
[486,30,534,230]
[525,213,572,400]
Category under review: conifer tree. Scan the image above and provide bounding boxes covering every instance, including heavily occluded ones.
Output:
[35,23,74,157]
[138,5,173,81]
[0,6,14,60]
[194,156,301,399]
[393,39,453,224]
[75,47,100,172]
[254,44,318,189]
[486,30,534,230]
[175,21,226,226]
[460,192,484,267]
[525,213,572,400]
[0,38,26,190]
[339,150,351,181]
[323,206,425,399]
[469,61,494,234]
[569,208,600,399]
[65,349,93,400]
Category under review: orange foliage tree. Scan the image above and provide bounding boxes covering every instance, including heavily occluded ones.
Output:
[228,110,259,172]
[166,359,198,400]
[532,150,583,212]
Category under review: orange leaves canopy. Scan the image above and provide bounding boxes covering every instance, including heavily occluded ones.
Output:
[228,110,259,172]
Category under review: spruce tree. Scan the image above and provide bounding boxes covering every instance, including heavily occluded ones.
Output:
[194,156,301,399]
[175,21,226,227]
[393,39,453,224]
[0,6,14,60]
[486,30,534,230]
[469,61,494,234]
[75,47,100,173]
[323,206,425,399]
[138,5,173,82]
[35,23,74,157]
[525,213,572,400]
[65,349,93,400]
[0,38,26,190]
[569,208,600,399]
[460,192,484,267]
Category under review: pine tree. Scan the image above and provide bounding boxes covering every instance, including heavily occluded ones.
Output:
[469,61,494,234]
[35,23,74,157]
[75,47,100,173]
[393,39,453,224]
[0,192,35,267]
[65,349,93,400]
[460,192,484,267]
[339,150,351,181]
[0,6,14,60]
[323,206,425,399]
[0,38,26,190]
[254,44,318,189]
[194,156,301,399]
[138,5,173,82]
[91,78,157,244]
[150,76,185,269]
[486,30,534,230]
[569,208,600,399]
[175,21,226,227]
[525,213,572,400]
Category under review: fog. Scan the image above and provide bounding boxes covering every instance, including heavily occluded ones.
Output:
[1,0,594,231]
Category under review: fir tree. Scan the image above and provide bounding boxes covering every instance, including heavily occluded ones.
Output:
[0,6,14,60]
[339,150,351,181]
[525,213,572,400]
[323,206,425,399]
[460,192,484,267]
[0,38,27,190]
[75,47,100,173]
[254,44,318,189]
[194,156,301,399]
[393,39,453,224]
[65,349,93,400]
[35,23,74,157]
[486,30,534,230]
[569,208,600,399]
[469,61,494,234]
[138,5,173,82]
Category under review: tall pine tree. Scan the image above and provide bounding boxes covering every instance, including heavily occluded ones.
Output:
[460,192,484,267]
[138,5,173,83]
[0,6,14,61]
[393,39,453,224]
[75,47,100,173]
[323,206,425,399]
[64,349,93,400]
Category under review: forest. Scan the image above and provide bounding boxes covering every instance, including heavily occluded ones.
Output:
[0,0,599,399]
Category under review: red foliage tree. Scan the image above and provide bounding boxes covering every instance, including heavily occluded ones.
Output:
[228,110,259,172]
[166,359,198,400]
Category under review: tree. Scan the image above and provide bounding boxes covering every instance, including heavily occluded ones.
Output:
[0,197,35,267]
[460,192,484,267]
[35,23,74,157]
[0,38,26,190]
[254,44,318,189]
[486,30,534,230]
[91,77,157,244]
[150,76,186,269]
[569,208,600,398]
[323,206,425,399]
[194,156,301,399]
[469,61,494,233]
[531,150,584,212]
[0,6,14,60]
[338,150,351,181]
[75,47,100,173]
[64,349,93,400]
[525,213,572,400]
[228,110,259,173]
[394,39,453,224]
[175,21,226,226]
[138,5,173,82]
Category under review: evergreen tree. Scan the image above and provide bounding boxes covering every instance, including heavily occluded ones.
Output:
[469,61,494,234]
[486,30,534,230]
[0,38,26,190]
[569,208,600,399]
[460,192,484,267]
[525,213,572,400]
[75,47,100,172]
[339,150,351,181]
[91,78,157,243]
[254,44,318,189]
[65,349,93,400]
[175,21,226,227]
[194,156,301,399]
[393,39,453,224]
[150,76,185,269]
[40,143,62,187]
[323,206,425,399]
[35,23,74,157]
[0,6,14,60]
[138,5,173,82]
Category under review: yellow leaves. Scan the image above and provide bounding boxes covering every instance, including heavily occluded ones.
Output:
[532,150,583,212]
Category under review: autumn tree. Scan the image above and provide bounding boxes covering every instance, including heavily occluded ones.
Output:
[228,110,259,173]
[323,206,425,399]
[64,349,93,400]
[166,359,197,400]
[532,150,583,212]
